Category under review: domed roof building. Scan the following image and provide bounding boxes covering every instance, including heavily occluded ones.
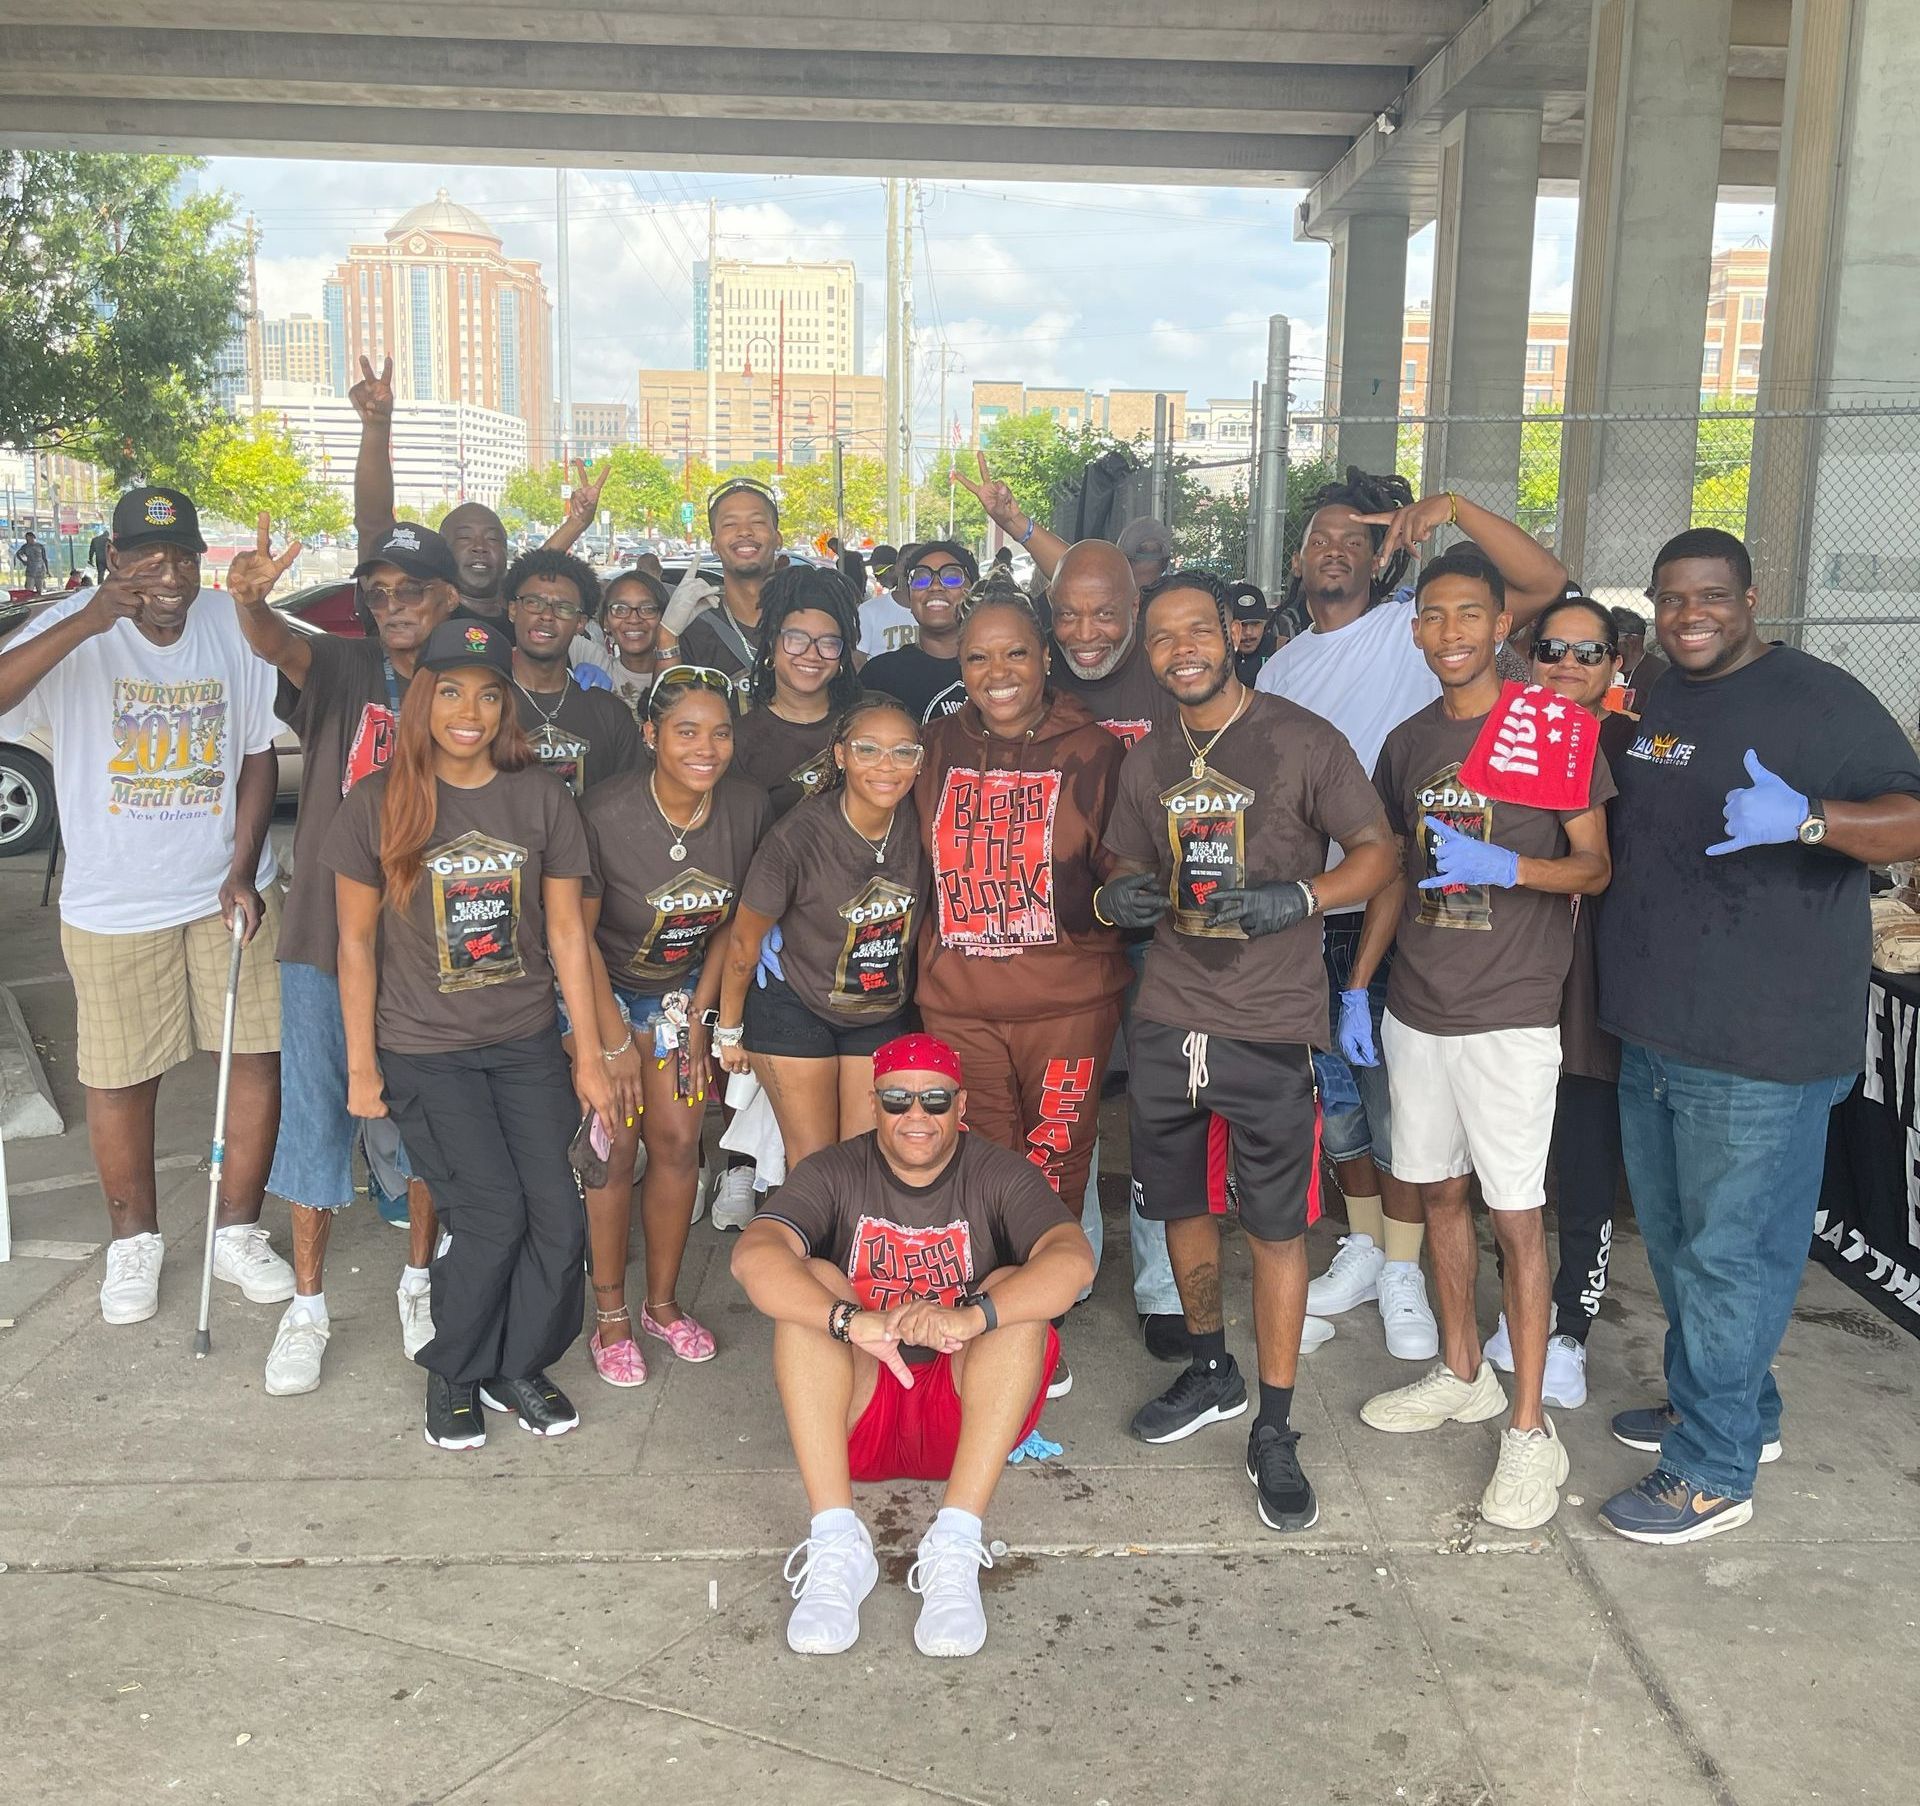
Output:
[386,189,501,245]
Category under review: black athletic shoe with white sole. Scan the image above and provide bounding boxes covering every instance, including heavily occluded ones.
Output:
[1247,1423,1318,1531]
[424,1373,486,1450]
[479,1372,580,1437]
[1129,1356,1248,1444]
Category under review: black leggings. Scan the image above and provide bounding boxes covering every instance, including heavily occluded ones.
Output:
[1547,1072,1622,1345]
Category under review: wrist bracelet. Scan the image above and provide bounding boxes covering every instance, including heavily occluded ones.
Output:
[713,1023,745,1048]
[1297,878,1320,918]
[1016,517,1036,545]
[600,1029,634,1062]
[1446,492,1460,528]
[962,1290,998,1332]
[829,1299,857,1343]
[1092,886,1115,928]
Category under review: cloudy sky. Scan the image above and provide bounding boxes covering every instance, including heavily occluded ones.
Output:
[204,158,1772,461]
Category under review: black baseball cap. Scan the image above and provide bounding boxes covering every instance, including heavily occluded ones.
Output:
[418,616,513,680]
[353,524,459,585]
[112,486,206,554]
[1228,582,1269,621]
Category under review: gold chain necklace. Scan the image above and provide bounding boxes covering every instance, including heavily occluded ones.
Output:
[1179,682,1251,778]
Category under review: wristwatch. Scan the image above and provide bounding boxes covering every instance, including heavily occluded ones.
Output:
[958,1289,998,1332]
[1798,799,1828,845]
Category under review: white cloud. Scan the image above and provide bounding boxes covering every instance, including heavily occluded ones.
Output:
[254,255,338,319]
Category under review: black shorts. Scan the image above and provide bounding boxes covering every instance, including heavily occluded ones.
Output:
[1128,1019,1319,1243]
[743,971,907,1060]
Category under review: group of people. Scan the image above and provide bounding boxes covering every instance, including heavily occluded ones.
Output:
[6,363,1918,1664]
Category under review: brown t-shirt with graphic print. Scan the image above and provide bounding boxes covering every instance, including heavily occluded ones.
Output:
[580,771,771,996]
[321,765,591,1054]
[1105,690,1383,1047]
[512,676,643,797]
[1374,697,1615,1036]
[1050,635,1182,752]
[739,790,930,1024]
[729,704,838,819]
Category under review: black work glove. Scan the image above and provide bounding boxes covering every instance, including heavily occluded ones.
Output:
[1205,879,1315,938]
[1093,870,1171,931]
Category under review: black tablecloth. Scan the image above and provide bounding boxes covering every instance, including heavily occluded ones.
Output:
[1816,968,1920,1338]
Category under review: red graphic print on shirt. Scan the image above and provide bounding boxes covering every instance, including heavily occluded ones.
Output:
[342,701,397,796]
[932,767,1061,953]
[848,1215,974,1310]
[1099,718,1154,751]
[1025,1056,1094,1193]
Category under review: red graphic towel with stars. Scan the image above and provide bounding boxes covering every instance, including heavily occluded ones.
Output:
[1460,681,1600,812]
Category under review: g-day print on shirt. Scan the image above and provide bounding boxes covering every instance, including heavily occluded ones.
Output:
[428,829,528,991]
[1414,759,1494,931]
[625,868,736,982]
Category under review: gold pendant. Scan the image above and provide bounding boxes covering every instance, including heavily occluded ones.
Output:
[1191,755,1206,778]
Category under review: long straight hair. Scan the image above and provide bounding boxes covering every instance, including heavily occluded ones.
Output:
[380,665,534,913]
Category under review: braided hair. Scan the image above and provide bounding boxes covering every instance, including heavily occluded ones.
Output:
[1278,465,1415,631]
[1140,567,1235,638]
[743,564,864,712]
[820,691,919,795]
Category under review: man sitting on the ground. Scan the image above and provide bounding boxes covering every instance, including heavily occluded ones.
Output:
[731,1032,1094,1660]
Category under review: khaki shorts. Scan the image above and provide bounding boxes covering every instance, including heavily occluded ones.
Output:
[61,888,283,1090]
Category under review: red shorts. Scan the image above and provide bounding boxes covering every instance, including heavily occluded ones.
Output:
[847,1325,1059,1483]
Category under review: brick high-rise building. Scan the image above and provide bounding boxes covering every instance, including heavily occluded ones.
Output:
[260,315,333,391]
[697,259,862,379]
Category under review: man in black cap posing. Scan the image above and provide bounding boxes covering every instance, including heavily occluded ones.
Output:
[0,487,290,1328]
[230,513,462,1393]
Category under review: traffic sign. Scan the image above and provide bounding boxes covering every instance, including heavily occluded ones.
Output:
[680,500,695,528]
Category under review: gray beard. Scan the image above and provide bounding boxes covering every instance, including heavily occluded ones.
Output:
[1061,631,1133,683]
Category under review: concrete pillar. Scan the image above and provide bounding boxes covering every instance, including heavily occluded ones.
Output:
[1557,0,1734,589]
[1323,211,1409,479]
[1748,0,1920,702]
[1420,107,1544,516]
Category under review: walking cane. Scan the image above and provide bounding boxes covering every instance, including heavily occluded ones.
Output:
[194,912,249,1358]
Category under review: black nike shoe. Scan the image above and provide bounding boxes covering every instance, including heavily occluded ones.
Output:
[479,1371,581,1437]
[1141,1312,1190,1364]
[1129,1356,1248,1444]
[423,1372,486,1451]
[1247,1422,1318,1531]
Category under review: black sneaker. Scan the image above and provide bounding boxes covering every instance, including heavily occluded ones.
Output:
[1129,1357,1248,1444]
[479,1372,580,1437]
[424,1372,486,1451]
[1141,1313,1190,1364]
[1247,1423,1318,1531]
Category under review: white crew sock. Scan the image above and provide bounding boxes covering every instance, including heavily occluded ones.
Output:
[286,1292,328,1324]
[931,1505,982,1546]
[811,1507,864,1543]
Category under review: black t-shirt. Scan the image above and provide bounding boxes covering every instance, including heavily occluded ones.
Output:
[861,643,966,726]
[677,604,762,684]
[1597,645,1920,1083]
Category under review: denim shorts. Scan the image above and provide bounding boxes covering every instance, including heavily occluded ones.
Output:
[554,971,693,1044]
[267,961,414,1212]
[1320,915,1395,1171]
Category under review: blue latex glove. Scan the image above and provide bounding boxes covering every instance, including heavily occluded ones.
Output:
[754,923,785,988]
[573,661,613,692]
[1418,814,1520,891]
[1337,988,1378,1068]
[1706,748,1807,857]
[1007,1430,1062,1465]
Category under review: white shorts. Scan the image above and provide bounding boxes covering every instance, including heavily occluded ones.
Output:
[1381,1012,1561,1210]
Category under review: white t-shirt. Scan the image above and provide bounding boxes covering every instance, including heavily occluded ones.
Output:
[0,589,280,933]
[858,593,918,659]
[1255,592,1438,904]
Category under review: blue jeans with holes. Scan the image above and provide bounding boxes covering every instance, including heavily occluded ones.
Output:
[1616,1041,1854,1500]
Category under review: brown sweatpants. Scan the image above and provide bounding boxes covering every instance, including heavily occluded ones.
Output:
[921,1001,1121,1206]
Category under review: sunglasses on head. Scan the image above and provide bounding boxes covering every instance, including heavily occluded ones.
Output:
[1532,638,1614,668]
[876,1085,957,1117]
[705,477,780,519]
[647,664,740,713]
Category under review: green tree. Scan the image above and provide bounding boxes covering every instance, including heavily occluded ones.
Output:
[781,453,888,540]
[1693,400,1754,537]
[500,463,564,529]
[0,152,244,478]
[150,415,347,539]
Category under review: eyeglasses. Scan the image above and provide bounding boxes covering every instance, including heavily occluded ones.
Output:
[876,1085,957,1117]
[908,565,969,592]
[362,579,432,611]
[647,664,739,714]
[846,739,925,770]
[606,599,664,622]
[777,627,846,660]
[512,594,584,621]
[1532,638,1614,668]
[705,477,780,519]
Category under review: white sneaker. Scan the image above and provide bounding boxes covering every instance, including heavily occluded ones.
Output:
[710,1165,758,1232]
[100,1232,164,1325]
[1361,1359,1508,1433]
[397,1281,435,1359]
[1301,1316,1335,1354]
[1480,1419,1570,1530]
[1484,1311,1514,1372]
[783,1521,879,1655]
[1378,1261,1439,1360]
[263,1305,330,1396]
[212,1224,296,1303]
[1306,1233,1383,1316]
[909,1527,993,1658]
[1542,1334,1588,1409]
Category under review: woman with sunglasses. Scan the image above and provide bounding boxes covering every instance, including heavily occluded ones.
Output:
[731,565,866,817]
[569,666,772,1386]
[715,696,931,1166]
[1480,596,1635,1412]
[326,618,616,1450]
[600,568,674,720]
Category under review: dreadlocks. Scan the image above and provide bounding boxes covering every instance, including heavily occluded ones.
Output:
[743,564,864,711]
[1277,465,1416,632]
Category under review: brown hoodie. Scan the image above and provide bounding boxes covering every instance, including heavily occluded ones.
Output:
[913,688,1129,1022]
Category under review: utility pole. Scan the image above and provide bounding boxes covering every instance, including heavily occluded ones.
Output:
[1246,379,1263,579]
[775,294,787,473]
[555,170,573,472]
[883,179,902,543]
[1150,393,1169,525]
[704,198,718,468]
[245,215,263,418]
[901,181,917,542]
[1256,315,1291,596]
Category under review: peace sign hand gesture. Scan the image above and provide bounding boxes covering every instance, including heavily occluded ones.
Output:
[951,449,1025,534]
[1353,494,1458,572]
[565,458,611,526]
[349,355,394,426]
[226,512,304,610]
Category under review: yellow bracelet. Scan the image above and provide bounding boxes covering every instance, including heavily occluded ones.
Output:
[1092,887,1115,928]
[1447,492,1460,528]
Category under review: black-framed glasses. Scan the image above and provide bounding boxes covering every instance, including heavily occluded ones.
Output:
[511,594,584,621]
[1532,638,1613,668]
[606,598,664,622]
[876,1085,957,1117]
[777,626,846,661]
[361,578,432,611]
[846,738,925,770]
[908,565,969,592]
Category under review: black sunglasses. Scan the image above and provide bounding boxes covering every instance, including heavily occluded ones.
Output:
[1532,638,1614,668]
[876,1085,957,1117]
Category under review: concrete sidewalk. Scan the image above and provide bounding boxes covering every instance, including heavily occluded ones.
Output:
[3,854,1917,1805]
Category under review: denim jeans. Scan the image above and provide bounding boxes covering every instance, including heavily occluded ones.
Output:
[1320,915,1395,1170]
[1118,938,1180,1315]
[1616,1041,1854,1499]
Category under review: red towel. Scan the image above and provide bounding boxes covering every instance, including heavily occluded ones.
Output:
[1459,681,1600,812]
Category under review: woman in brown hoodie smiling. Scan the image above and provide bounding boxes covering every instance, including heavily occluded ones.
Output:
[914,575,1128,1392]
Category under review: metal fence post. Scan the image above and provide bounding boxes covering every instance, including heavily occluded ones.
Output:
[1256,316,1291,596]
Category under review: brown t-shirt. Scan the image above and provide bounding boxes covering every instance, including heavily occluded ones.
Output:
[579,771,771,995]
[759,1130,1074,1361]
[1104,691,1382,1047]
[276,636,407,972]
[1374,698,1616,1036]
[320,765,591,1054]
[1049,636,1181,752]
[1559,711,1633,1082]
[739,790,930,1023]
[676,604,762,683]
[730,705,838,819]
[513,675,643,797]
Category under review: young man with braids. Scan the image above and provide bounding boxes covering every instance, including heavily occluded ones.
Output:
[1256,475,1568,1360]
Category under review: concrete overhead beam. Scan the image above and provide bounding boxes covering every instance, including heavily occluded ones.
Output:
[1537,142,1777,192]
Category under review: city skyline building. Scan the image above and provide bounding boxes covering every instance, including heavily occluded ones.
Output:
[638,368,884,468]
[695,258,862,379]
